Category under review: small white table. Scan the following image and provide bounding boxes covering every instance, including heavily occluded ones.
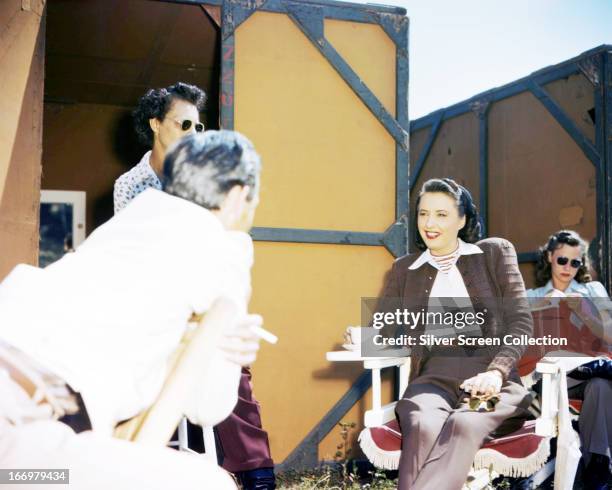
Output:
[326,348,411,427]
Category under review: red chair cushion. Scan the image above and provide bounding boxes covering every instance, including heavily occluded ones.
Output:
[359,418,550,476]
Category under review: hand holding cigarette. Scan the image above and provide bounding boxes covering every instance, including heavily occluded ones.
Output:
[250,324,278,344]
[219,313,277,367]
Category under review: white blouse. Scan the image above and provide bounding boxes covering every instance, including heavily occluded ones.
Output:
[113,151,162,214]
[409,239,484,341]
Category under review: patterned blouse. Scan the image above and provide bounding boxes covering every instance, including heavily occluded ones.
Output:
[113,151,162,214]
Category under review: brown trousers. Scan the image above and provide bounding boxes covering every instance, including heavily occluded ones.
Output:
[395,354,532,490]
[216,367,274,473]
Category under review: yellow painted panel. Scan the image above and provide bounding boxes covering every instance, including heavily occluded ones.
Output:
[325,19,396,117]
[249,242,395,462]
[235,12,396,233]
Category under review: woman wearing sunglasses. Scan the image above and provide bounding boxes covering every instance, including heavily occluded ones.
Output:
[114,82,206,214]
[527,230,612,489]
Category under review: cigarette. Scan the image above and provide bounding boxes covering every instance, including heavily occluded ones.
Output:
[251,325,278,344]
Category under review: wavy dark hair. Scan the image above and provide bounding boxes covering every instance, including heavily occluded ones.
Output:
[534,230,592,287]
[133,82,207,147]
[414,178,482,251]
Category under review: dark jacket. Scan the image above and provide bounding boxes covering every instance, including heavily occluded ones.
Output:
[378,237,533,383]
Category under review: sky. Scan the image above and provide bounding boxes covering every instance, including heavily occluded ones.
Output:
[351,0,612,119]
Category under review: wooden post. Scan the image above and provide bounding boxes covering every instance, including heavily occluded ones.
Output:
[0,0,46,280]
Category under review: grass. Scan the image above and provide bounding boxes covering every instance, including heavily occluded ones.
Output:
[277,464,398,489]
[276,421,397,489]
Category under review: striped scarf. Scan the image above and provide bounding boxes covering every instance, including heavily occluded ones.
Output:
[430,244,460,273]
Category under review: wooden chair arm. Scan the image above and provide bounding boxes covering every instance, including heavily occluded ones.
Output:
[535,358,561,437]
[114,297,240,446]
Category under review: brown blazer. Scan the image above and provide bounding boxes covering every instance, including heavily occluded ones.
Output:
[378,237,533,383]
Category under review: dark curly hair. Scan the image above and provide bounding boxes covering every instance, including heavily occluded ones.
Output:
[414,178,482,251]
[534,230,592,287]
[133,82,207,147]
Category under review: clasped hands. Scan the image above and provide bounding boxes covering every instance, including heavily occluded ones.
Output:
[460,369,503,397]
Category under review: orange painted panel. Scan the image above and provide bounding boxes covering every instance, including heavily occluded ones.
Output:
[249,242,394,462]
[234,11,396,233]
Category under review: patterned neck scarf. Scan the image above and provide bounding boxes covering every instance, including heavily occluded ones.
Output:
[430,243,460,273]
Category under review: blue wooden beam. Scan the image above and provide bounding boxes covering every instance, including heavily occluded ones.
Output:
[223,0,267,39]
[409,111,443,191]
[596,50,612,292]
[157,0,406,16]
[218,0,407,37]
[277,371,372,471]
[411,46,612,133]
[518,252,539,263]
[604,51,612,293]
[476,105,490,237]
[250,227,382,246]
[219,31,235,129]
[376,12,409,47]
[601,51,612,291]
[411,64,578,132]
[286,8,409,151]
[395,13,409,227]
[527,79,601,168]
[250,225,406,258]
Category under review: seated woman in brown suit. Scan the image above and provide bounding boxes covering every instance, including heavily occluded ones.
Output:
[380,178,533,490]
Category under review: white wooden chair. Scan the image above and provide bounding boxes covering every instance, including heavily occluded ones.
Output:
[171,416,217,463]
[115,299,242,467]
[326,351,569,489]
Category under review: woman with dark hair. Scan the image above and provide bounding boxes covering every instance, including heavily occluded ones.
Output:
[527,230,612,489]
[533,230,594,291]
[378,177,533,489]
[114,82,207,214]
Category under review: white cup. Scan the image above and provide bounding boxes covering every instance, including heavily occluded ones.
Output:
[347,326,362,345]
[345,326,380,349]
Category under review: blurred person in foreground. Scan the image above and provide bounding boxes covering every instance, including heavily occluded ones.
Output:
[0,130,263,489]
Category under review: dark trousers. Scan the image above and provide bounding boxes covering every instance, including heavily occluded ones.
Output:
[569,377,612,465]
[216,367,274,473]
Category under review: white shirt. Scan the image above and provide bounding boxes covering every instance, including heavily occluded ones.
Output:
[0,189,253,433]
[113,151,162,214]
[409,239,484,339]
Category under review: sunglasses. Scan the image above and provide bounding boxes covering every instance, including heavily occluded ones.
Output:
[556,256,582,268]
[168,118,204,132]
